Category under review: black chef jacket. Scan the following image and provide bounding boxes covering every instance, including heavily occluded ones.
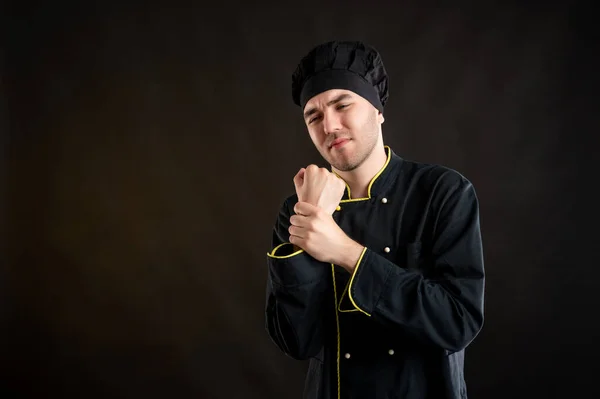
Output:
[265,145,485,399]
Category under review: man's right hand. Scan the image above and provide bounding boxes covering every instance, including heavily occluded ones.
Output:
[293,165,346,215]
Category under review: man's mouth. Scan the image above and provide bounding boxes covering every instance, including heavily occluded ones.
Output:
[330,138,350,149]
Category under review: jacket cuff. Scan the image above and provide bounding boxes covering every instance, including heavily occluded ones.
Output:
[347,248,393,316]
[267,243,304,258]
[267,244,327,288]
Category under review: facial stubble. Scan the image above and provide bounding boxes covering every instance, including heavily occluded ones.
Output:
[325,111,380,172]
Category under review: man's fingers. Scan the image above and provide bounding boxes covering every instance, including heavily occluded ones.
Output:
[289,234,301,247]
[290,214,313,228]
[294,201,326,218]
[289,214,302,226]
[288,225,306,239]
[293,168,306,188]
[294,201,317,216]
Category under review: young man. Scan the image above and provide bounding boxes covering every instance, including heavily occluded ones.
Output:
[264,41,485,399]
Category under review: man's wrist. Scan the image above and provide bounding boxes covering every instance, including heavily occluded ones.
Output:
[336,238,365,273]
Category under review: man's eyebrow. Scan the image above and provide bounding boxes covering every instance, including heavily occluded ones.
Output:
[327,93,352,106]
[303,94,353,119]
[303,107,318,119]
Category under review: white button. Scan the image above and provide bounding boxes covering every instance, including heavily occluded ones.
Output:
[388,349,395,355]
[384,247,390,253]
[381,197,388,204]
[344,353,351,359]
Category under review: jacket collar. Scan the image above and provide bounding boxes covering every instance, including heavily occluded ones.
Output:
[334,145,403,201]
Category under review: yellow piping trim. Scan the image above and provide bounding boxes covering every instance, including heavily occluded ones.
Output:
[339,198,371,204]
[343,181,352,200]
[333,145,392,201]
[347,247,371,316]
[266,242,304,259]
[337,282,359,313]
[328,147,391,396]
[331,264,341,399]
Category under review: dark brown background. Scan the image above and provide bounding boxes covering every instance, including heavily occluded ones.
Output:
[1,1,596,398]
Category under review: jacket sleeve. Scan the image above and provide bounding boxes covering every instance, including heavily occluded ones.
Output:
[340,173,485,353]
[264,197,331,360]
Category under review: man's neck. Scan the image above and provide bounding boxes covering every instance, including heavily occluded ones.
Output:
[333,144,387,199]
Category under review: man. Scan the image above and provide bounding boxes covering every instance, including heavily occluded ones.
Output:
[264,40,485,399]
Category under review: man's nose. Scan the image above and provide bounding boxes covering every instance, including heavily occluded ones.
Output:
[323,112,342,135]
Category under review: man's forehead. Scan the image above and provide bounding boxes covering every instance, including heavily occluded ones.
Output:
[304,89,357,109]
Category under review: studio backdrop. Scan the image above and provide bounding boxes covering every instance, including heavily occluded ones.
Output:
[2,2,594,398]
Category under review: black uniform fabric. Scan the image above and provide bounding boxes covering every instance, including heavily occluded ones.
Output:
[291,41,389,113]
[264,146,485,399]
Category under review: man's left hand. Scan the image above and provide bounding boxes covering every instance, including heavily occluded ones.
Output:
[289,201,364,273]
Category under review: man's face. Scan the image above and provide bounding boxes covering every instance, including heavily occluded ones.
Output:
[302,89,384,172]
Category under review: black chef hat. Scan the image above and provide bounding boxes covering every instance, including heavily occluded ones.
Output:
[292,41,389,113]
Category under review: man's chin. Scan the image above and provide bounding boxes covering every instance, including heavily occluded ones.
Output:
[330,157,359,172]
[320,147,360,171]
[335,163,359,172]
